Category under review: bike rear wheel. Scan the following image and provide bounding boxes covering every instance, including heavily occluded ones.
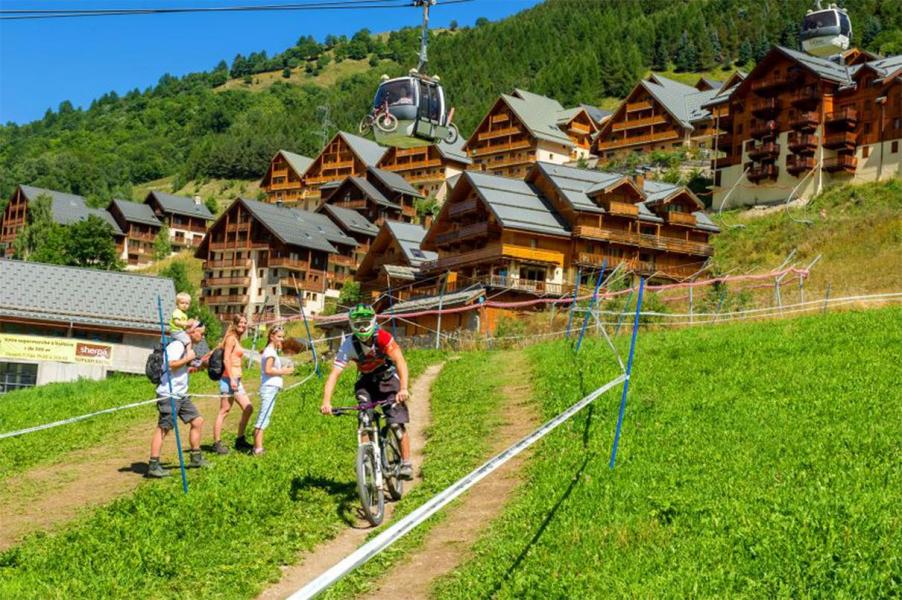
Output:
[356,444,384,526]
[383,426,404,501]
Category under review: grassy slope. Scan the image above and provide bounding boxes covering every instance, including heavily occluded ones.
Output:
[132,176,260,214]
[434,308,902,598]
[712,180,902,296]
[0,350,442,599]
[137,250,205,292]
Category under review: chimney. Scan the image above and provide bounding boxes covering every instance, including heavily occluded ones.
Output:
[631,173,645,189]
[424,214,434,229]
[193,195,202,206]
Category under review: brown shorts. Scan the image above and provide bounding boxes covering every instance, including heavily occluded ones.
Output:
[355,371,407,425]
[156,395,201,430]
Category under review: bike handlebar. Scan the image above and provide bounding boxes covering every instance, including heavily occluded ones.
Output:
[331,399,399,416]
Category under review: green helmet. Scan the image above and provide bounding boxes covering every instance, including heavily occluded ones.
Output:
[348,303,377,340]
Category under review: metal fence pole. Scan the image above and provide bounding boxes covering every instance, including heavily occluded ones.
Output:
[609,277,645,469]
[156,296,189,494]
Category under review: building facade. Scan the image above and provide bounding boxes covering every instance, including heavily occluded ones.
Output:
[463,89,599,179]
[377,140,472,201]
[713,46,902,208]
[107,199,163,267]
[320,166,422,225]
[144,191,214,251]
[291,132,388,209]
[259,150,314,205]
[355,220,437,303]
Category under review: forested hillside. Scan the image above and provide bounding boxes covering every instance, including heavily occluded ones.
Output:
[2,0,901,209]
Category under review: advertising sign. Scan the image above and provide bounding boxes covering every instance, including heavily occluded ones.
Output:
[0,333,114,366]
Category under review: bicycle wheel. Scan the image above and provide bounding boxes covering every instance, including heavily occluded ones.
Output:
[376,112,398,133]
[356,444,384,526]
[383,426,404,501]
[358,115,372,135]
[444,122,459,145]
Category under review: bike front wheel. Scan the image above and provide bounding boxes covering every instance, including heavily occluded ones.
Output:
[383,426,404,501]
[356,444,384,526]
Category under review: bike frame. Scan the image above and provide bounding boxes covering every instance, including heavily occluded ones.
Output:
[356,408,384,490]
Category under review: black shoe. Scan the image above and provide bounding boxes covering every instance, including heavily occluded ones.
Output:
[235,436,253,451]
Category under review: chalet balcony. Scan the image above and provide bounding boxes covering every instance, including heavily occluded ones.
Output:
[574,225,713,256]
[747,163,779,183]
[595,130,681,150]
[747,142,781,161]
[322,160,356,171]
[470,139,533,156]
[387,159,442,170]
[611,114,668,132]
[225,222,252,233]
[490,113,510,124]
[602,200,639,218]
[786,155,816,176]
[751,71,801,95]
[269,256,310,270]
[448,198,479,218]
[716,133,733,150]
[433,222,491,246]
[128,231,158,243]
[483,275,568,297]
[330,254,356,267]
[567,121,591,134]
[664,211,697,227]
[790,86,820,108]
[333,199,368,210]
[205,258,251,269]
[267,180,301,191]
[790,111,819,132]
[751,98,781,118]
[202,276,250,288]
[204,294,249,306]
[626,101,653,112]
[279,269,328,288]
[823,155,857,173]
[208,241,269,251]
[750,122,777,140]
[825,107,858,128]
[477,126,522,141]
[787,133,819,155]
[823,131,857,150]
[421,243,565,272]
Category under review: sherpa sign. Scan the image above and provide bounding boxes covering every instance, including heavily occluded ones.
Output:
[0,333,114,366]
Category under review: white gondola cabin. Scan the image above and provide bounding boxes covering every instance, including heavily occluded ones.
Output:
[800,3,852,57]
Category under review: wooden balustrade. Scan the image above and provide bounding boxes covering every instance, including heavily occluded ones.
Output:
[203,294,249,306]
[330,254,356,267]
[434,222,490,246]
[202,276,250,288]
[626,101,653,112]
[470,139,533,156]
[825,107,858,125]
[448,198,479,217]
[664,211,697,226]
[269,256,310,270]
[823,155,857,173]
[205,258,251,269]
[477,126,522,141]
[333,199,368,210]
[208,241,269,251]
[574,225,713,256]
[596,130,680,150]
[823,131,857,149]
[483,275,568,296]
[786,155,816,175]
[422,243,565,272]
[612,114,668,132]
[604,201,639,217]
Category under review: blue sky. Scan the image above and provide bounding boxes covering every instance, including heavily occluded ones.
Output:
[0,0,542,124]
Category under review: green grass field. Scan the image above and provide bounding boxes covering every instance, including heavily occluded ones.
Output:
[433,307,902,598]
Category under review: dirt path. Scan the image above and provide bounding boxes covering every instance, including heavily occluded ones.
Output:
[257,363,444,600]
[0,379,281,551]
[367,351,538,600]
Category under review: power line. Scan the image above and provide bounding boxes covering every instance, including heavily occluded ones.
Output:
[0,0,474,21]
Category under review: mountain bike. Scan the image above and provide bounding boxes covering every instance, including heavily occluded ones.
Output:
[332,400,406,526]
[358,100,399,135]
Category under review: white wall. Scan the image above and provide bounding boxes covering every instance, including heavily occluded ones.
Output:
[852,141,902,183]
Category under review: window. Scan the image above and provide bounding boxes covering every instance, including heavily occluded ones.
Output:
[895,118,901,130]
[892,141,899,154]
[0,362,38,394]
[863,146,870,158]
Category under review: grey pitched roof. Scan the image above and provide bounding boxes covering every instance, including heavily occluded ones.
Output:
[699,78,723,89]
[639,75,720,128]
[385,221,437,266]
[502,89,574,147]
[435,139,472,164]
[0,259,174,333]
[340,132,387,166]
[581,104,612,124]
[857,53,902,81]
[319,203,379,237]
[637,202,663,223]
[147,191,214,220]
[641,179,684,205]
[367,167,423,198]
[110,199,162,228]
[385,285,484,314]
[382,264,420,281]
[19,185,124,235]
[239,198,355,253]
[347,177,398,208]
[694,211,720,233]
[776,46,855,85]
[279,150,314,177]
[533,162,627,214]
[464,171,570,237]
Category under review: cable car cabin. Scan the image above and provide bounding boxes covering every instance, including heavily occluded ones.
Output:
[800,6,851,57]
[362,75,459,149]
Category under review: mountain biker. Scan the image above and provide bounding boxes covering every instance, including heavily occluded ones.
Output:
[320,303,413,480]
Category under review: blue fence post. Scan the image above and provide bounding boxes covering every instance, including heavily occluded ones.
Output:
[574,261,607,353]
[565,267,582,338]
[299,295,321,379]
[609,277,645,469]
[613,288,635,337]
[156,296,189,494]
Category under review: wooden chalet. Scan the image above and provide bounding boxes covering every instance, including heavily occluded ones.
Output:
[377,140,472,201]
[260,150,314,204]
[144,191,214,251]
[320,166,422,224]
[294,132,388,209]
[713,46,902,208]
[195,197,357,319]
[354,220,437,304]
[315,203,380,279]
[107,199,164,267]
[595,73,744,158]
[463,89,600,178]
[1,185,125,258]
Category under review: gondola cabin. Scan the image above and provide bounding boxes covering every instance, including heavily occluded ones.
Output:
[800,4,851,57]
[363,74,458,149]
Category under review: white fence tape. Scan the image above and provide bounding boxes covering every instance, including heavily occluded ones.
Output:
[0,397,165,440]
[289,373,628,599]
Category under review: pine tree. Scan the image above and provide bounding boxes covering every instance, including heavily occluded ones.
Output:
[153,226,172,260]
[65,216,122,270]
[652,38,669,71]
[736,39,753,66]
[674,32,699,72]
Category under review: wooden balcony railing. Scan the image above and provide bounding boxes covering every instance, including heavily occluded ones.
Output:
[751,71,801,93]
[596,130,680,150]
[791,86,820,107]
[602,201,639,217]
[448,198,479,218]
[751,98,781,117]
[205,258,251,269]
[279,270,327,288]
[825,107,858,126]
[470,139,533,156]
[129,232,158,242]
[611,114,667,132]
[664,211,697,226]
[787,133,818,154]
[267,180,301,191]
[483,275,568,297]
[747,164,779,183]
[786,155,816,175]
[490,113,510,124]
[322,160,355,171]
[573,225,713,256]
[434,222,490,246]
[748,143,781,161]
[333,199,368,210]
[626,101,653,112]
[790,111,819,132]
[823,155,857,173]
[823,131,857,150]
[203,294,249,306]
[208,241,269,251]
[477,126,523,141]
[385,159,442,171]
[567,121,591,134]
[421,243,565,272]
[330,254,356,267]
[269,257,310,271]
[202,276,250,288]
[750,123,777,139]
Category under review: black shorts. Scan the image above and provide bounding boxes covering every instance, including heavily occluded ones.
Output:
[355,371,407,425]
[156,395,201,430]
